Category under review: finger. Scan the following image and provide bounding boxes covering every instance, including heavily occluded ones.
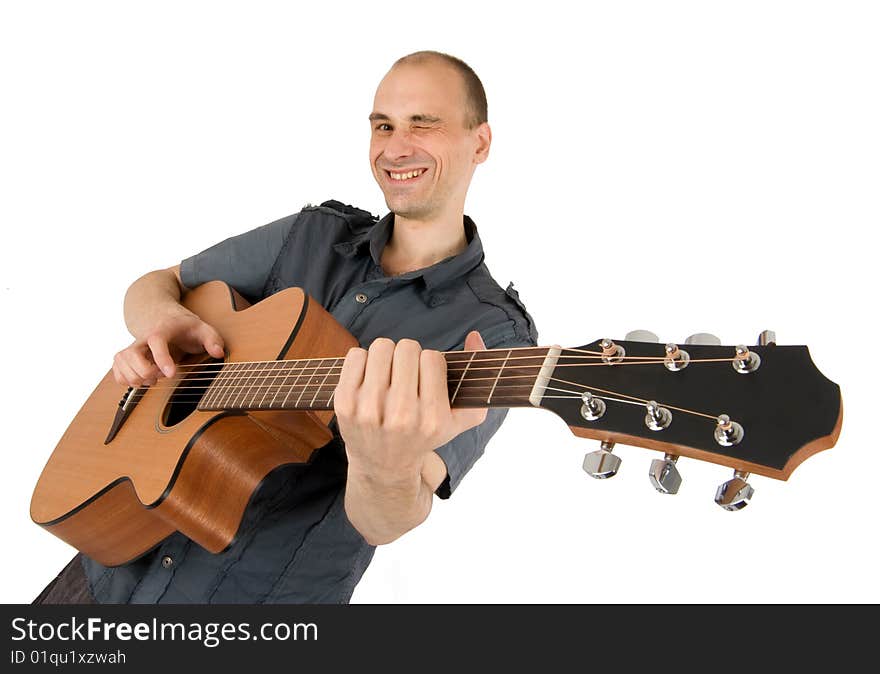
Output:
[126,345,161,384]
[452,332,490,434]
[115,358,144,387]
[389,339,421,398]
[463,330,486,351]
[336,346,368,394]
[147,336,176,378]
[198,323,226,359]
[418,349,448,411]
[361,338,395,393]
[112,360,125,386]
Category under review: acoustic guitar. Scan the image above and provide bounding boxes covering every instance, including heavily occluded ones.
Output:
[30,281,843,566]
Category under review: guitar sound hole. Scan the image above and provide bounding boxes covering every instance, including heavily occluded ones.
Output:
[162,357,224,427]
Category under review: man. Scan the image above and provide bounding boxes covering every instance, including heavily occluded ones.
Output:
[34,50,538,604]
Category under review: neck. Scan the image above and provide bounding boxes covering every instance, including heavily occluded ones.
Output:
[196,346,551,413]
[381,210,468,276]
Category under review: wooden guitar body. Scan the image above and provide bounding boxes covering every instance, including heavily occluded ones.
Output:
[30,282,357,566]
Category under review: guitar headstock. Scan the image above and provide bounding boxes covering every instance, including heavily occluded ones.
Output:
[535,330,842,509]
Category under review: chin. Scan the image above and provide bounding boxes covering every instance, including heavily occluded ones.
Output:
[388,202,433,220]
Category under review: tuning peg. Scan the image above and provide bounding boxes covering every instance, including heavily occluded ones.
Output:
[757,330,776,346]
[732,345,761,373]
[663,343,690,371]
[644,401,672,431]
[580,391,606,421]
[625,330,660,342]
[583,440,621,479]
[714,470,755,510]
[648,454,681,494]
[599,338,625,364]
[685,333,721,346]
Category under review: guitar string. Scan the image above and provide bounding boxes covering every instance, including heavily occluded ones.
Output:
[129,349,732,420]
[133,358,730,394]
[193,379,721,422]
[114,342,738,420]
[141,368,721,421]
[160,345,738,372]
[136,355,740,388]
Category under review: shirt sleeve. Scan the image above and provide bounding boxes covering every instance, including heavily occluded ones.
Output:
[433,407,510,499]
[433,329,538,500]
[179,214,298,302]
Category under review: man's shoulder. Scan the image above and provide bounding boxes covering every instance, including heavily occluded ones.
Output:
[298,199,379,233]
[460,265,539,346]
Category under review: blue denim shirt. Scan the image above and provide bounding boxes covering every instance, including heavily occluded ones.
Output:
[82,200,538,603]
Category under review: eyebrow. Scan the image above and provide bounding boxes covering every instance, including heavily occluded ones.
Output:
[368,113,442,124]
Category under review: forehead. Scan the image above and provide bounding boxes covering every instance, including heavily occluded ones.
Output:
[372,60,468,123]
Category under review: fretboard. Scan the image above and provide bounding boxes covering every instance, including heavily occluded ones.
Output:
[195,347,550,412]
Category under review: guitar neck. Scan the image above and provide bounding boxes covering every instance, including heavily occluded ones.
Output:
[196,346,552,413]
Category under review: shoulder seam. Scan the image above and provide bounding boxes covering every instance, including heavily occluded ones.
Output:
[465,276,527,345]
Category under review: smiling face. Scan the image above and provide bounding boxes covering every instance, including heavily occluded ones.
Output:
[369,59,490,222]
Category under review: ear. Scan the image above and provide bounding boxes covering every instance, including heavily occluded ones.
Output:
[473,122,492,165]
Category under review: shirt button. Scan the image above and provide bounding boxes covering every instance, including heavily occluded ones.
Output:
[161,555,174,569]
[355,293,368,303]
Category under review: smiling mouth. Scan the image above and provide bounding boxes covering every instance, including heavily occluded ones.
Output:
[385,168,427,183]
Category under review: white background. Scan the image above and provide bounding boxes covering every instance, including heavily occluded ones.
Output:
[1,1,877,604]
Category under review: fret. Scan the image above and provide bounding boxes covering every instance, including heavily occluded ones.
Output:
[255,361,273,409]
[271,360,295,409]
[486,349,512,404]
[294,360,316,409]
[248,362,269,409]
[450,351,476,404]
[446,347,549,409]
[306,358,323,408]
[201,365,224,410]
[310,358,336,409]
[258,361,284,409]
[326,359,341,409]
[282,359,308,409]
[229,362,255,409]
[217,362,243,409]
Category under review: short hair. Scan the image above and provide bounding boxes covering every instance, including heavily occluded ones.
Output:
[392,50,488,129]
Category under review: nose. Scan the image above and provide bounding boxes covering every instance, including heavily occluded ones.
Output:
[382,128,415,162]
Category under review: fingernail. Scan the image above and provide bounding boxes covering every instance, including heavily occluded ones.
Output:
[163,366,173,377]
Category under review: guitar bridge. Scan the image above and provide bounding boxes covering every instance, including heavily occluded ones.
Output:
[104,386,146,444]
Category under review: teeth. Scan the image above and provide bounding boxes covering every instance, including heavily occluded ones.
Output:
[390,169,424,181]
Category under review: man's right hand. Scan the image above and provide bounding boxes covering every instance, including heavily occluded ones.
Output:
[112,310,226,387]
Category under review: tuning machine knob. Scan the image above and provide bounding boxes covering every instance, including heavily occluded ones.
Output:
[624,330,659,343]
[715,470,755,510]
[583,440,621,479]
[685,333,721,346]
[648,454,681,494]
[757,330,776,346]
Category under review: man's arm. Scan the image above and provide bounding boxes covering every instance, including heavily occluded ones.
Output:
[112,264,226,387]
[335,331,489,546]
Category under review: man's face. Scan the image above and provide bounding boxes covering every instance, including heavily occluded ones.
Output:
[369,60,489,221]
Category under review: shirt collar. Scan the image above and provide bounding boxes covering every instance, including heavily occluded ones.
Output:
[334,212,485,292]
